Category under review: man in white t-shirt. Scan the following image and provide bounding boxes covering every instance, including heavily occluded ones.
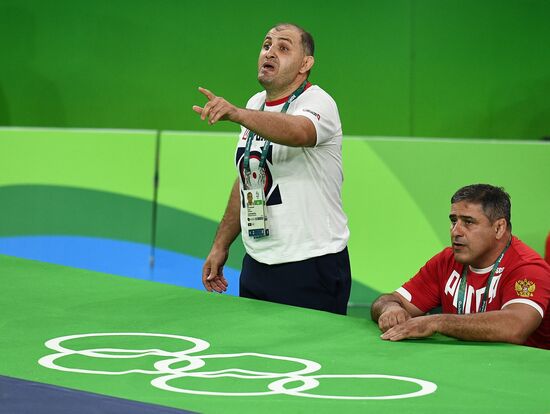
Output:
[192,23,351,314]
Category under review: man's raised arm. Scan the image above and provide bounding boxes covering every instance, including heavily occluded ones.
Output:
[193,87,317,147]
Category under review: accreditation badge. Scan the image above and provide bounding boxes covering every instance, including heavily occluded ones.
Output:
[245,187,269,239]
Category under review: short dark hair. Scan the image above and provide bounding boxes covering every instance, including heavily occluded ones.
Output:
[451,184,512,229]
[273,23,315,56]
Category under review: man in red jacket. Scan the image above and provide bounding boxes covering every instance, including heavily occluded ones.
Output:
[371,184,550,349]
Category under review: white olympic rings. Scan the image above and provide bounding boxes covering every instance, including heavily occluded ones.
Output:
[38,332,437,400]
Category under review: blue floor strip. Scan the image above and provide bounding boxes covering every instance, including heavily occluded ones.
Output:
[0,375,197,414]
[0,235,240,295]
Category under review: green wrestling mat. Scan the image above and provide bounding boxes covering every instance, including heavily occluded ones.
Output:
[0,255,548,413]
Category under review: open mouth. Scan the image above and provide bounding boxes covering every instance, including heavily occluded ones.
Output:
[262,62,275,70]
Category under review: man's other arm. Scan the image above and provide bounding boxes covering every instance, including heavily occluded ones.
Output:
[201,178,241,292]
[371,292,425,332]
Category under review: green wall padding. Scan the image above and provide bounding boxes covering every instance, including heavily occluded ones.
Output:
[0,185,152,243]
[0,128,156,200]
[1,128,549,303]
[0,127,156,244]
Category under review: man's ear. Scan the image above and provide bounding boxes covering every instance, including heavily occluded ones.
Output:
[299,56,315,74]
[495,218,508,239]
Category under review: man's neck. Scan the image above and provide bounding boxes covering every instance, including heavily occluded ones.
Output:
[471,233,512,269]
[265,76,308,102]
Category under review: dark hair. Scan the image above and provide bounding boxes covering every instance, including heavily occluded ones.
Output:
[273,23,315,56]
[451,184,512,229]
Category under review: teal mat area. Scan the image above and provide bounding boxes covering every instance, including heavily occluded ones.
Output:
[1,255,548,413]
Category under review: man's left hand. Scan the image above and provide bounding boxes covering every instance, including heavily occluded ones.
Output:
[380,314,439,341]
[192,87,240,125]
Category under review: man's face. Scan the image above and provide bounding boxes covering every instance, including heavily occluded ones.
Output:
[258,26,307,90]
[449,201,500,268]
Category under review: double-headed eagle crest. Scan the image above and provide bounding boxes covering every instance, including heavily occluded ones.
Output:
[515,279,536,298]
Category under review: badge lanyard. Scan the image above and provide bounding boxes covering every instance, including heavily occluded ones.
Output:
[242,80,308,189]
[456,237,511,314]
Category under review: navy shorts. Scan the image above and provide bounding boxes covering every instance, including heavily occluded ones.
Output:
[239,247,351,315]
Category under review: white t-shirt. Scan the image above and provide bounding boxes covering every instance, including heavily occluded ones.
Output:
[234,84,349,264]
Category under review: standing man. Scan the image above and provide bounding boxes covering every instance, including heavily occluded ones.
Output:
[192,23,351,314]
[371,184,550,349]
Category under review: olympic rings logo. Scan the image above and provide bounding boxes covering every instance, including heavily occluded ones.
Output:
[38,332,437,400]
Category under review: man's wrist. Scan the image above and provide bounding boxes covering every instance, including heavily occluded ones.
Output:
[231,107,245,124]
[211,240,230,253]
[427,314,443,333]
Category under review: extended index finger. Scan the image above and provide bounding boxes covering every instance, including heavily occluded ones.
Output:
[198,86,215,101]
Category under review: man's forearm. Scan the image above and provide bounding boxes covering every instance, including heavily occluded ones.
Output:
[212,179,241,250]
[234,109,316,147]
[429,310,532,344]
